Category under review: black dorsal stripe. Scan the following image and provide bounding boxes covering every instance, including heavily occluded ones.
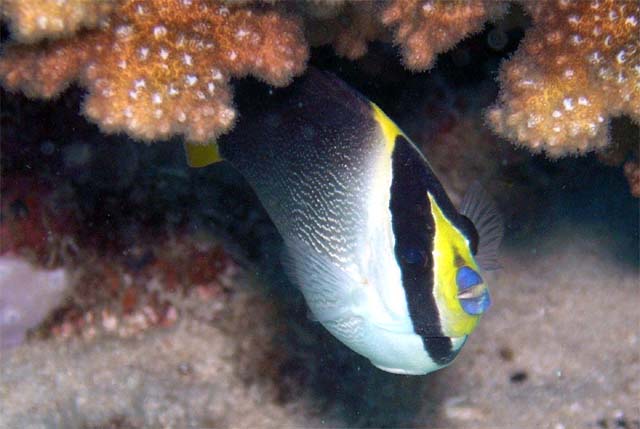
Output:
[390,135,458,365]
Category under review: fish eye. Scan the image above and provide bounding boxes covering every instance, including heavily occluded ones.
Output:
[456,266,491,315]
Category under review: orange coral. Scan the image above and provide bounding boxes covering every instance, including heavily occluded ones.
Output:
[305,0,507,66]
[0,0,308,143]
[303,1,385,60]
[2,0,636,156]
[381,0,508,70]
[1,0,116,42]
[624,159,640,197]
[0,0,512,144]
[488,0,640,156]
[0,33,102,98]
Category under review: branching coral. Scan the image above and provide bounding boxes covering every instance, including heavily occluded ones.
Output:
[0,0,308,143]
[0,34,102,98]
[488,0,640,156]
[0,0,637,158]
[3,0,505,144]
[381,0,508,70]
[303,1,385,60]
[305,0,507,67]
[1,0,116,42]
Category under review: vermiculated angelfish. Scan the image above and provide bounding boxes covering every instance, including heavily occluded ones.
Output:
[189,70,502,375]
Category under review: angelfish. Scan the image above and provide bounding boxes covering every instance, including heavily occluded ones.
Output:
[187,70,502,375]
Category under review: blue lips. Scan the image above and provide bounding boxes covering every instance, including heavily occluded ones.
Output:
[456,266,491,315]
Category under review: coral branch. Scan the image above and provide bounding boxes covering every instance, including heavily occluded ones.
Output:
[0,0,308,143]
[303,1,385,60]
[381,0,508,70]
[0,0,510,144]
[1,0,636,157]
[0,34,102,98]
[1,0,116,42]
[488,0,640,156]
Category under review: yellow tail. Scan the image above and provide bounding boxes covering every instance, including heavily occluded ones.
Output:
[183,142,222,168]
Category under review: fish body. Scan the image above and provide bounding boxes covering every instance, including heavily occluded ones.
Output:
[213,70,501,375]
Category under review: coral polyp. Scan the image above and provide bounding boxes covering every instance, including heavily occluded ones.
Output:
[0,0,638,165]
[1,0,116,42]
[0,0,308,143]
[488,0,639,156]
[381,0,508,70]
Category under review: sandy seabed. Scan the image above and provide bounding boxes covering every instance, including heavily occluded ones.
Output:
[1,213,638,429]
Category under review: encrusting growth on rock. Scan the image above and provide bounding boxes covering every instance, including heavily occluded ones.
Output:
[488,0,640,156]
[1,0,116,42]
[0,0,308,143]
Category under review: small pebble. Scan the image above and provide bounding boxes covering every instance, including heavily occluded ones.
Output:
[510,371,528,383]
[498,346,514,361]
[444,396,485,421]
[178,362,193,376]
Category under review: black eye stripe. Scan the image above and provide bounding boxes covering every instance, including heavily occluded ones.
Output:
[390,135,464,365]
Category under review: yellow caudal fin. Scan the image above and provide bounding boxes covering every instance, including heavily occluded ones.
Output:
[184,141,222,168]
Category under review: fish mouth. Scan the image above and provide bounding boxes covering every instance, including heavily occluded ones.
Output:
[457,283,491,315]
[457,282,487,300]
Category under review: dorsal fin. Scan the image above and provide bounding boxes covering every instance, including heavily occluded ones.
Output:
[460,182,503,271]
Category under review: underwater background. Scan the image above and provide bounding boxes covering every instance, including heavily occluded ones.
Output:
[1,1,639,428]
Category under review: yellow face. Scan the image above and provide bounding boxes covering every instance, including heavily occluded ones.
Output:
[369,101,491,339]
[428,193,489,338]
